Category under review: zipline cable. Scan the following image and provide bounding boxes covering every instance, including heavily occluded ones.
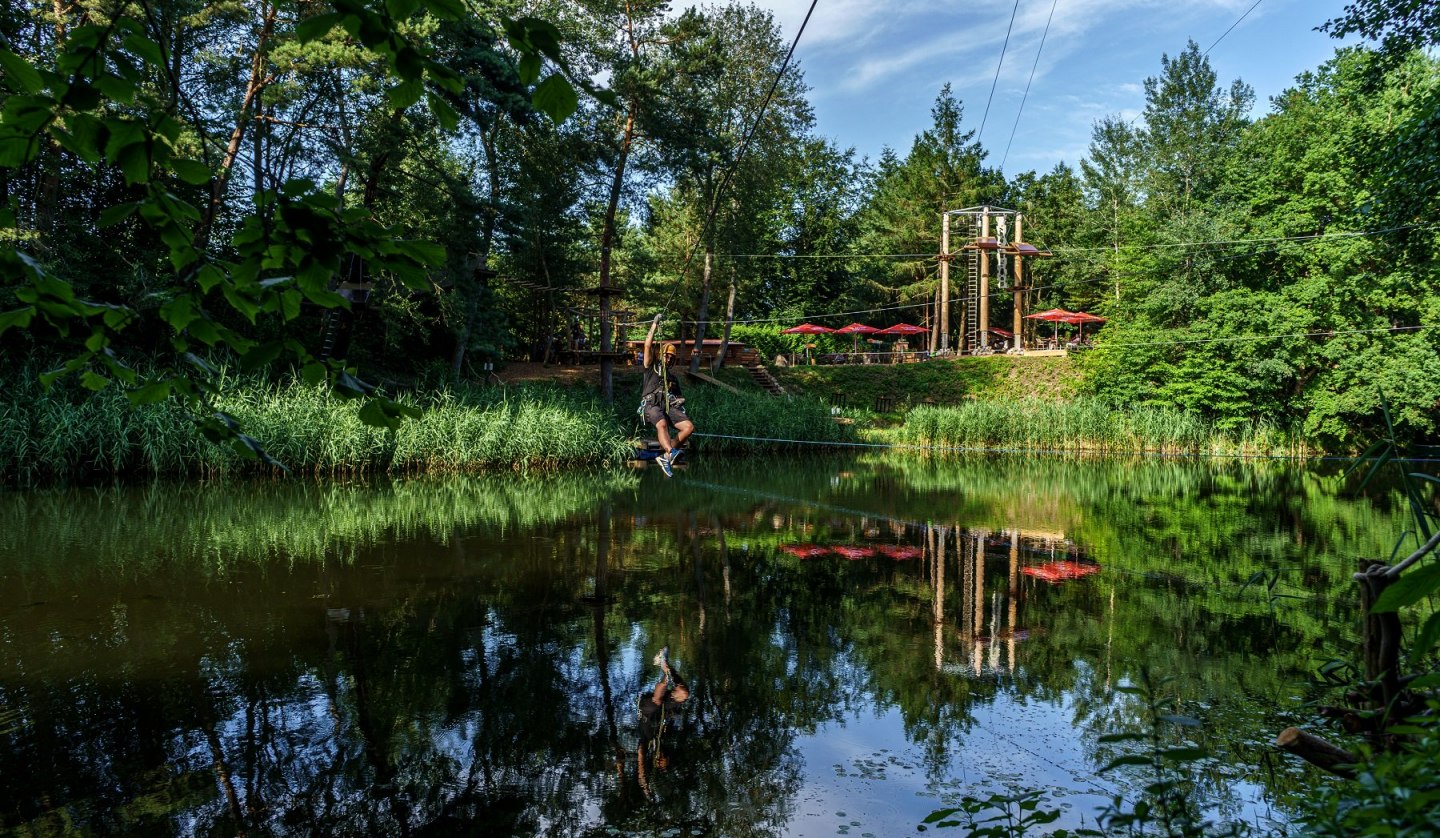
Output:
[977,0,1023,143]
[652,0,820,323]
[1000,0,1060,172]
[1204,0,1265,55]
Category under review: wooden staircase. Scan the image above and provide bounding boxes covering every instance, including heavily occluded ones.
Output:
[739,349,786,396]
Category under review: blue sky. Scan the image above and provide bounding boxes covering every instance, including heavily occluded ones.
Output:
[759,0,1359,177]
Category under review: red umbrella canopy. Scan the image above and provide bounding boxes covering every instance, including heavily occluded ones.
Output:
[832,322,879,334]
[875,323,928,335]
[780,323,835,334]
[1061,312,1107,324]
[1024,308,1075,322]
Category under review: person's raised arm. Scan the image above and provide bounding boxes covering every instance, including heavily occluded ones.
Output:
[643,314,661,367]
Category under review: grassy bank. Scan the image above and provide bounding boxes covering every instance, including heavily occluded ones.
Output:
[773,355,1081,410]
[890,399,1306,456]
[0,373,635,484]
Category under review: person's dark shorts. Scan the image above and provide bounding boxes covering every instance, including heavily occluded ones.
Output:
[644,402,690,427]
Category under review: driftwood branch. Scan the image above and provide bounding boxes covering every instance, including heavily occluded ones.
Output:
[1275,727,1358,779]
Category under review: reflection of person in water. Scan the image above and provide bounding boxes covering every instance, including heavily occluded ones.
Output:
[637,646,690,800]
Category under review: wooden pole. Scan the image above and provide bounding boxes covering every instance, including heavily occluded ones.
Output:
[940,212,950,354]
[1013,213,1024,352]
[979,209,991,349]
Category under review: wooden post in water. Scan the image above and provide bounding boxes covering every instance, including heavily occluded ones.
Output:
[1009,529,1020,673]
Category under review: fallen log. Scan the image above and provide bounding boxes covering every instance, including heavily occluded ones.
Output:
[1275,727,1358,779]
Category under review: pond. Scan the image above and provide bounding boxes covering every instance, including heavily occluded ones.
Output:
[0,454,1409,835]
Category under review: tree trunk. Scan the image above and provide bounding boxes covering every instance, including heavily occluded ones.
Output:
[597,101,638,402]
[451,120,502,377]
[195,0,276,254]
[713,272,737,372]
[689,251,712,373]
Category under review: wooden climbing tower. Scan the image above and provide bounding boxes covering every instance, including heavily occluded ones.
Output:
[940,206,1051,355]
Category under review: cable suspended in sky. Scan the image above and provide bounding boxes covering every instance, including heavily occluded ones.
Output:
[976,0,1023,143]
[1000,0,1060,172]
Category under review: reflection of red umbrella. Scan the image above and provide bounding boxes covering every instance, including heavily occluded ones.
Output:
[780,544,831,559]
[833,322,879,354]
[833,545,877,560]
[1022,560,1101,584]
[878,544,922,560]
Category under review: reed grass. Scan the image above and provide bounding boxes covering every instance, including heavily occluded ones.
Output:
[676,388,857,452]
[0,370,635,484]
[892,399,1306,457]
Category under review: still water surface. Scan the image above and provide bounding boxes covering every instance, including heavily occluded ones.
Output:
[0,455,1408,835]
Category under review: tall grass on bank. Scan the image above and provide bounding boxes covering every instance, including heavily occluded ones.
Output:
[894,399,1306,457]
[676,388,857,452]
[0,373,634,484]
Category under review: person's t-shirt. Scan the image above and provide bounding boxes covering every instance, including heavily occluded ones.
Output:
[642,359,682,401]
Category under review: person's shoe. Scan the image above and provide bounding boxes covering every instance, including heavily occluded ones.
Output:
[652,646,669,668]
[667,447,683,464]
[658,455,674,478]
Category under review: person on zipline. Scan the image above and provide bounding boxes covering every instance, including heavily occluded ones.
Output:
[642,314,695,478]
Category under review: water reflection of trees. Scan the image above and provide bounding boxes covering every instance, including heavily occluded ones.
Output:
[0,456,1409,832]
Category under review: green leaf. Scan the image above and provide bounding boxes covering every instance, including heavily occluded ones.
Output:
[80,371,111,391]
[1373,561,1440,613]
[171,158,212,185]
[1098,755,1151,773]
[335,370,373,398]
[387,79,423,110]
[517,53,541,85]
[183,352,217,376]
[0,49,45,94]
[280,289,301,321]
[115,142,151,185]
[532,74,578,123]
[385,0,421,19]
[98,202,140,227]
[1411,610,1440,657]
[121,32,164,67]
[1159,747,1208,762]
[425,0,465,17]
[301,362,327,385]
[0,306,35,336]
[426,91,459,132]
[295,12,343,42]
[1097,732,1144,743]
[238,340,284,371]
[125,380,172,406]
[921,808,964,824]
[94,74,137,105]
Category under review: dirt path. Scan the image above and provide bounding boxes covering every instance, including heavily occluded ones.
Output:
[494,361,641,386]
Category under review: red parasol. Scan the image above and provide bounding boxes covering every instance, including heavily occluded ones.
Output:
[1023,308,1075,321]
[875,323,928,335]
[833,322,879,354]
[780,323,834,364]
[1060,311,1106,343]
[1023,308,1075,347]
[780,323,835,334]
